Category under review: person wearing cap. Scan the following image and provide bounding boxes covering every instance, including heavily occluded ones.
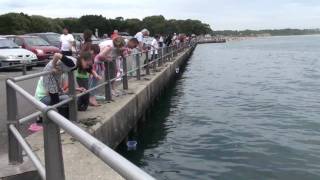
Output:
[134,29,149,51]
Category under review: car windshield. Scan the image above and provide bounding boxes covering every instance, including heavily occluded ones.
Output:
[46,34,60,42]
[0,39,19,49]
[25,37,50,46]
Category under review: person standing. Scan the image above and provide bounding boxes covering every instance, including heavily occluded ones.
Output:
[165,34,173,47]
[172,33,177,45]
[81,29,93,52]
[159,35,164,48]
[75,52,93,111]
[150,35,160,61]
[60,27,75,56]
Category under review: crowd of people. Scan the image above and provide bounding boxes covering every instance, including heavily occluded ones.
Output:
[29,27,195,132]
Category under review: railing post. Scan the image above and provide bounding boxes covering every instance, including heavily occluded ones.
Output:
[6,81,23,164]
[122,57,128,90]
[145,51,150,75]
[68,71,77,122]
[164,46,168,63]
[171,45,175,59]
[152,50,157,70]
[135,53,141,80]
[104,61,112,101]
[43,110,65,180]
[22,64,27,75]
[160,48,164,66]
[158,48,162,67]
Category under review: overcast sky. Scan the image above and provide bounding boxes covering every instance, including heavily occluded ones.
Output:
[1,0,320,30]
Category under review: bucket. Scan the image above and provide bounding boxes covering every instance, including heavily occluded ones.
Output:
[126,140,137,151]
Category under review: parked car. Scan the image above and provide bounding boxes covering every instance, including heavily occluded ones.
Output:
[26,32,60,48]
[72,33,101,52]
[118,32,132,40]
[0,38,37,70]
[5,35,60,62]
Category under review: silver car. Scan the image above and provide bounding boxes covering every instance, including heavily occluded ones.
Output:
[0,38,38,70]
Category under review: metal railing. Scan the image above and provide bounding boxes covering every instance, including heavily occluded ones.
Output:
[5,40,197,180]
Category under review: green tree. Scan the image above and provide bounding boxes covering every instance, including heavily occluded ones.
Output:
[0,12,215,36]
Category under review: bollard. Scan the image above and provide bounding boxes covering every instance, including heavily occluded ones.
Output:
[43,110,65,180]
[145,51,150,75]
[135,53,141,80]
[122,56,128,90]
[68,71,78,122]
[6,81,23,164]
[104,61,112,101]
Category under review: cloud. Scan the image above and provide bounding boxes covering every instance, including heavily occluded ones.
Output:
[0,0,320,30]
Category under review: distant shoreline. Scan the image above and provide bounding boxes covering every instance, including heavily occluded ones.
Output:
[224,34,320,42]
[214,29,320,38]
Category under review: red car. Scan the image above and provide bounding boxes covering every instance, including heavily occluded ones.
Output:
[5,35,60,62]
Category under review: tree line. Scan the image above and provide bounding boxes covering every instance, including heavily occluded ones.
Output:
[0,13,213,36]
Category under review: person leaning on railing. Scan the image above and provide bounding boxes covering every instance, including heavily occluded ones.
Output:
[35,53,89,116]
[134,29,149,52]
[98,37,126,96]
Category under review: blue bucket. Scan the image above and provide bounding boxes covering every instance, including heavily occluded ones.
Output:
[126,140,137,151]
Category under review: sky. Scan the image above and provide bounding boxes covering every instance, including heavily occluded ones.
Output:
[0,0,320,30]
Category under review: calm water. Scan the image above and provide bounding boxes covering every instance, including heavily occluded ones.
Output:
[118,35,320,180]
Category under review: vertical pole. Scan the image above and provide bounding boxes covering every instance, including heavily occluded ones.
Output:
[168,46,171,60]
[161,47,164,64]
[68,71,78,122]
[6,81,23,164]
[122,57,128,90]
[22,64,27,75]
[171,45,174,59]
[158,48,162,67]
[104,61,112,101]
[164,46,167,63]
[145,51,150,75]
[152,50,156,70]
[135,54,141,80]
[43,110,65,180]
